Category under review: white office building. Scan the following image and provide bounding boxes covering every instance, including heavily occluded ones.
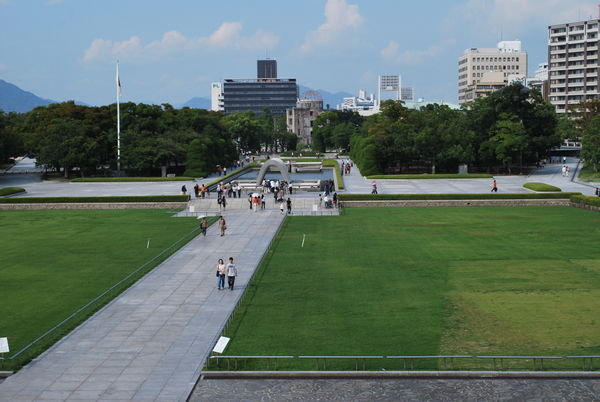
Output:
[458,41,528,104]
[210,82,224,112]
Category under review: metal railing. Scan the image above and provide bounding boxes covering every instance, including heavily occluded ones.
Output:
[203,355,600,372]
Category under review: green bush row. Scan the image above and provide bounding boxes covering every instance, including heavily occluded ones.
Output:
[367,173,493,179]
[523,182,561,192]
[71,177,194,182]
[0,195,190,204]
[570,194,600,207]
[0,187,26,196]
[338,193,581,201]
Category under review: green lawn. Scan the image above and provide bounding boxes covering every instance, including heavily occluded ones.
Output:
[579,166,600,182]
[218,207,600,371]
[0,209,201,370]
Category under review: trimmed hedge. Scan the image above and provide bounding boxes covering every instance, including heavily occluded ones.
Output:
[0,187,26,196]
[570,194,600,207]
[0,195,189,204]
[71,177,194,182]
[523,182,561,192]
[338,193,581,201]
[367,173,493,179]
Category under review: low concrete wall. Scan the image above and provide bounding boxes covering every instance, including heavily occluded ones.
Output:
[570,202,600,212]
[201,370,600,379]
[0,202,187,210]
[340,199,571,208]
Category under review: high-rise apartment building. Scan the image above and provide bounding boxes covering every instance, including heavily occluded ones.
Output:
[548,19,600,113]
[257,59,277,79]
[458,41,527,104]
[210,82,224,112]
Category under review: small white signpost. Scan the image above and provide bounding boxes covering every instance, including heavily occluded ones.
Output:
[0,337,9,365]
[212,336,230,354]
[0,338,9,354]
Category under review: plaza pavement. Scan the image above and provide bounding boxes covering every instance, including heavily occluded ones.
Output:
[0,208,285,401]
[1,157,599,401]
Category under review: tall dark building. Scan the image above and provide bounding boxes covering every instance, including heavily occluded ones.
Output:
[223,78,298,115]
[257,59,277,79]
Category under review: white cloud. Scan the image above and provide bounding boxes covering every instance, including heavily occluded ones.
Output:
[455,0,597,37]
[380,40,445,65]
[299,0,364,53]
[83,23,279,62]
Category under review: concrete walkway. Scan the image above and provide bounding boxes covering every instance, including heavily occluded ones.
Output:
[339,156,598,196]
[0,209,285,401]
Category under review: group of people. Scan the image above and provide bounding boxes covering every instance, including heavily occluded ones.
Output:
[216,257,237,291]
[261,179,293,195]
[319,192,337,208]
[561,165,570,177]
[340,160,353,176]
[216,182,242,199]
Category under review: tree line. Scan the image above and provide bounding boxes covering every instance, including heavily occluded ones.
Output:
[0,102,296,178]
[313,83,600,175]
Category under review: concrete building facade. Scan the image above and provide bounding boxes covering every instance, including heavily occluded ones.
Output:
[548,19,600,113]
[257,59,277,80]
[221,59,298,115]
[286,99,323,145]
[458,41,528,104]
[210,82,224,112]
[378,75,401,102]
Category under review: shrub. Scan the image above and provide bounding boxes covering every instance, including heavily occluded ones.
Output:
[523,182,561,192]
[71,177,194,182]
[0,187,26,196]
[0,195,189,204]
[570,194,600,207]
[367,174,493,179]
[338,193,581,201]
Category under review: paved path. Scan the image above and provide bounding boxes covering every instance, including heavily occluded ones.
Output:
[0,209,284,401]
[190,377,600,401]
[339,156,598,196]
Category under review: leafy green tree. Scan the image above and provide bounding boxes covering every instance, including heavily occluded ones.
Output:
[224,111,263,152]
[582,115,600,172]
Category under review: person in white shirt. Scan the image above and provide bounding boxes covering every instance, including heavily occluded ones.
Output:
[226,257,238,290]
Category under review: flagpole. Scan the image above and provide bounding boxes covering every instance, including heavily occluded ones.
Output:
[116,61,121,173]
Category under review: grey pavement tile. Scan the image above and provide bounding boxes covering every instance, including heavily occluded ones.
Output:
[37,390,73,400]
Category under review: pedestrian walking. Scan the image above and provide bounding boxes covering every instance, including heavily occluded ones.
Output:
[491,179,498,193]
[199,217,208,236]
[226,257,237,290]
[221,196,227,210]
[181,185,187,196]
[219,216,227,236]
[333,192,338,208]
[216,258,226,290]
[280,202,285,215]
[286,197,292,214]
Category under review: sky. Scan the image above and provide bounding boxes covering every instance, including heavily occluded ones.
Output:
[1,0,599,106]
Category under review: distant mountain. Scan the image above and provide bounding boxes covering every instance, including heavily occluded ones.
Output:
[179,97,211,109]
[0,79,55,113]
[298,85,353,110]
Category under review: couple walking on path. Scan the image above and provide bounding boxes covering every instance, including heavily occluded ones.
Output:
[198,216,227,236]
[216,257,237,290]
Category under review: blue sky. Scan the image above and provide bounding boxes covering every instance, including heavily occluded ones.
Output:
[1,0,598,106]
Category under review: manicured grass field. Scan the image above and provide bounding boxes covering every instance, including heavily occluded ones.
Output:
[0,210,200,369]
[219,207,600,371]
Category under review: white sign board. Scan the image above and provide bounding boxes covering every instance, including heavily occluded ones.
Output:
[212,336,230,354]
[0,337,9,353]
